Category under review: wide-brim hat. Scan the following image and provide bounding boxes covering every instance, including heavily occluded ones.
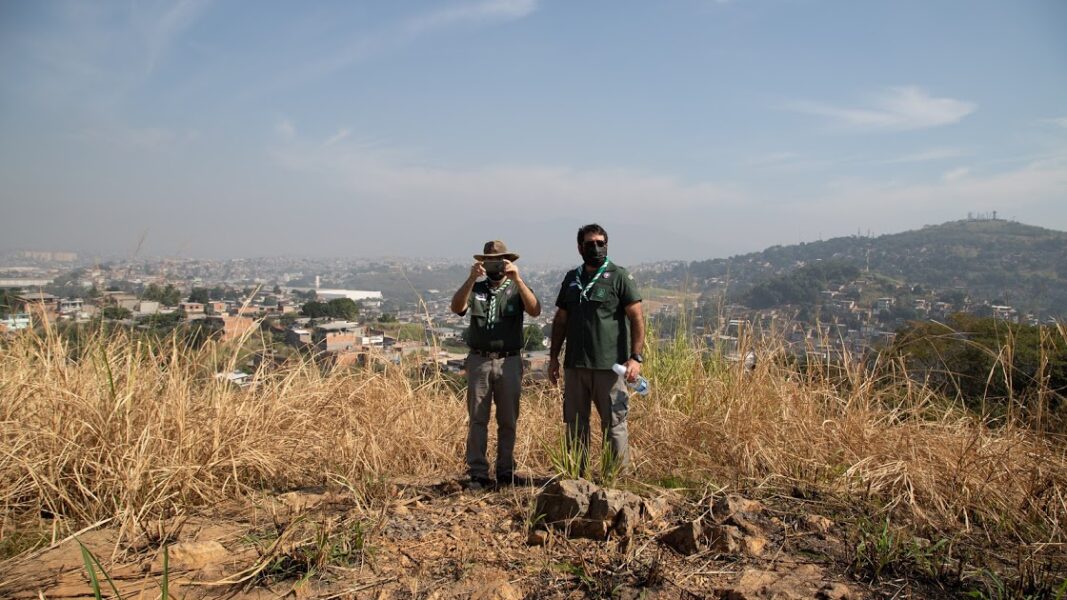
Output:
[474,240,520,262]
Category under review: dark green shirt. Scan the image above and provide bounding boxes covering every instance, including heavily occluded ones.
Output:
[464,280,527,351]
[555,262,642,370]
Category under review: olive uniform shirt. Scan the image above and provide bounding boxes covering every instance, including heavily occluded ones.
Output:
[554,262,641,370]
[464,280,527,351]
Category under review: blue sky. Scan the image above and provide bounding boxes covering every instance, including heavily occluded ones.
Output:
[1,0,1065,265]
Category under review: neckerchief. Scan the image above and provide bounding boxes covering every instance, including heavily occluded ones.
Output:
[575,258,610,302]
[486,279,512,328]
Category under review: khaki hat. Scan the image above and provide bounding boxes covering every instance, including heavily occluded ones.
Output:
[474,240,520,262]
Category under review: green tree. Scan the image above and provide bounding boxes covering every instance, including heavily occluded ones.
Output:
[301,301,330,318]
[141,283,164,302]
[101,306,133,320]
[189,287,210,304]
[523,324,545,350]
[161,284,182,306]
[326,298,359,320]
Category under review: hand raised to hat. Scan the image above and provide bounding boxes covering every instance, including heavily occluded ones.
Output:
[503,259,520,282]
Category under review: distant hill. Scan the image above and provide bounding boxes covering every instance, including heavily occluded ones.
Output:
[643,219,1067,317]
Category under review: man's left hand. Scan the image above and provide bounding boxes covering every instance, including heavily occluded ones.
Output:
[503,259,520,282]
[622,359,641,383]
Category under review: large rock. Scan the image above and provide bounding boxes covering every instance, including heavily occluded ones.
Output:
[535,479,597,524]
[587,489,642,521]
[658,520,703,555]
[569,518,612,541]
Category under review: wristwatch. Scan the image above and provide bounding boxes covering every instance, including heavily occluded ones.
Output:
[629,353,644,363]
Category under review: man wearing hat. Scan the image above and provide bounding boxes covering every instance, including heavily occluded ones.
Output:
[450,240,541,489]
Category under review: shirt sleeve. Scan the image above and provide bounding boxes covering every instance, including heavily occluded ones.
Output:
[618,269,642,306]
[555,275,570,309]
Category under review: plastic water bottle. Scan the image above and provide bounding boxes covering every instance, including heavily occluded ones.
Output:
[612,363,650,395]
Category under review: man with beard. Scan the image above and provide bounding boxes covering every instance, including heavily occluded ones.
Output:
[548,224,644,473]
[451,240,541,489]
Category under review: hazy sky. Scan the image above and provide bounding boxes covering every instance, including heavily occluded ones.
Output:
[1,0,1065,265]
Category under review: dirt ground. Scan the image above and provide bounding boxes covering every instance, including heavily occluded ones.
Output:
[0,476,882,599]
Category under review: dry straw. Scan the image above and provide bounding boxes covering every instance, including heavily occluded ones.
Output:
[1,318,1064,569]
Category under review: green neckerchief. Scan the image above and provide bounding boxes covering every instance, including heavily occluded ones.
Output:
[486,279,512,328]
[575,258,610,302]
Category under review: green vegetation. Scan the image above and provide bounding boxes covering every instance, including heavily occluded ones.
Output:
[743,261,860,308]
[523,324,545,350]
[141,283,182,306]
[657,219,1067,316]
[301,298,360,320]
[889,315,1067,429]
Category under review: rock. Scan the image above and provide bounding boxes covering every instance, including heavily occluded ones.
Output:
[527,529,548,546]
[659,520,703,555]
[816,582,854,600]
[569,518,611,540]
[167,540,229,570]
[711,494,763,521]
[276,490,326,513]
[706,524,741,554]
[742,533,768,557]
[717,565,838,600]
[641,496,671,521]
[613,503,640,538]
[534,479,597,524]
[802,514,834,535]
[588,489,642,521]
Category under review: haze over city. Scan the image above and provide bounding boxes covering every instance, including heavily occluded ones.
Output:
[1,0,1065,264]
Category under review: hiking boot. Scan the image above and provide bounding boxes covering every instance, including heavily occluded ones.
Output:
[496,472,531,487]
[465,475,494,491]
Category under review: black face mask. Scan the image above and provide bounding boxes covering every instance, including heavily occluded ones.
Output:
[582,243,608,267]
[487,272,506,282]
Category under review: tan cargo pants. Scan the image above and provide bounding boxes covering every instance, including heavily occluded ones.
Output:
[465,353,522,480]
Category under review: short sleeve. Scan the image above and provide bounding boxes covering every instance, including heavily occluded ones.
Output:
[618,270,642,306]
[555,276,570,309]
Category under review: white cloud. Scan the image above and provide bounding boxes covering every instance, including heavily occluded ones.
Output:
[323,128,351,146]
[275,119,296,139]
[403,0,538,36]
[1049,117,1067,130]
[787,86,977,132]
[881,147,967,164]
[292,0,539,85]
[270,133,746,218]
[941,167,970,182]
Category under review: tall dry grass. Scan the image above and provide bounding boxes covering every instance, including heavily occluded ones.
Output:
[1,320,1065,571]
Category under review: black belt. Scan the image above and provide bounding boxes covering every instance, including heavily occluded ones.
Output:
[470,349,520,359]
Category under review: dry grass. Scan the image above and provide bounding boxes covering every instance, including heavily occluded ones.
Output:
[1,320,1065,586]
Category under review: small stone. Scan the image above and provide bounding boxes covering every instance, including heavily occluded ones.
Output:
[641,496,671,521]
[569,518,611,540]
[527,529,548,546]
[659,520,703,555]
[816,582,854,600]
[167,540,229,570]
[710,494,763,522]
[802,514,834,534]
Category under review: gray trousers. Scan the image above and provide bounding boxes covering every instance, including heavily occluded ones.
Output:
[563,368,630,471]
[465,353,522,479]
